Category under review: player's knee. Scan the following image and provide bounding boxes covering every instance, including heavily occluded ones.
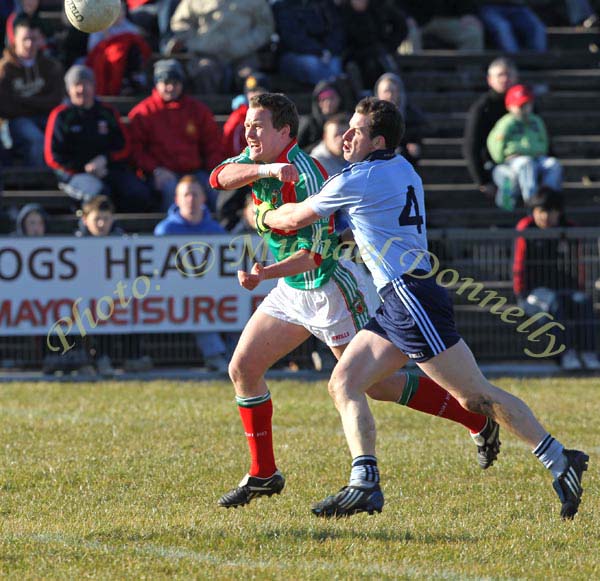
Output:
[460,394,495,417]
[228,352,255,386]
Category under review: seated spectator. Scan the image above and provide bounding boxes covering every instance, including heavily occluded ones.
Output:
[478,1,547,53]
[0,16,63,167]
[126,0,180,52]
[298,78,352,152]
[341,0,408,89]
[463,57,519,200]
[75,194,124,237]
[487,84,562,210]
[86,2,152,96]
[271,0,344,86]
[154,175,231,372]
[399,0,484,51]
[128,59,223,212]
[374,72,428,166]
[45,64,154,212]
[168,0,274,93]
[310,113,349,176]
[75,195,152,375]
[222,73,269,160]
[513,188,600,371]
[13,202,48,236]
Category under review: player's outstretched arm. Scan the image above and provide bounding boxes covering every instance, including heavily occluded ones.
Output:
[237,250,320,291]
[210,162,299,191]
[264,200,320,231]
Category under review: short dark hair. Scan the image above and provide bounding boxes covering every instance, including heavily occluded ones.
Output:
[355,97,405,149]
[324,113,350,130]
[528,186,564,212]
[82,195,114,216]
[249,93,299,138]
[12,15,42,33]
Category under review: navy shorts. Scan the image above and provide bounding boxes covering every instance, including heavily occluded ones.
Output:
[364,271,461,362]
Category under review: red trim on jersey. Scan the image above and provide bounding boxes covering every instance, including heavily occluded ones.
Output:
[209,164,226,189]
[275,139,297,163]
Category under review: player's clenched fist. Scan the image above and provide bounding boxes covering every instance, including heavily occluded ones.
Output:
[257,162,299,182]
[237,262,265,290]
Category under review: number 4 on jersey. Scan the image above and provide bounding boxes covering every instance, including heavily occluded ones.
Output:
[398,185,423,233]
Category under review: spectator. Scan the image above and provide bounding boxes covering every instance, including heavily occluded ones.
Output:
[373,72,428,166]
[13,202,48,236]
[45,64,154,212]
[271,0,345,86]
[487,84,562,210]
[463,57,519,201]
[528,0,598,26]
[398,0,484,51]
[5,0,50,49]
[75,195,153,375]
[478,1,547,53]
[154,175,231,372]
[168,0,274,93]
[222,72,269,159]
[128,59,223,212]
[513,188,600,371]
[0,16,63,167]
[341,0,408,89]
[310,113,349,177]
[126,0,180,52]
[86,2,152,96]
[297,78,351,151]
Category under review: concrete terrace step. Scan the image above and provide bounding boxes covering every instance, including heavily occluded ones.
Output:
[409,91,600,114]
[418,158,600,183]
[425,110,600,136]
[421,136,600,158]
[397,49,600,70]
[546,26,600,50]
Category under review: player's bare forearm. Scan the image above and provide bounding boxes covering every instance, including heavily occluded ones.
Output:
[264,200,320,230]
[263,250,319,279]
[213,163,262,190]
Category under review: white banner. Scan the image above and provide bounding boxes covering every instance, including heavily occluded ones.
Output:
[0,235,277,343]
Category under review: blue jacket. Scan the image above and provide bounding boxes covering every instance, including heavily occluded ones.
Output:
[154,204,225,236]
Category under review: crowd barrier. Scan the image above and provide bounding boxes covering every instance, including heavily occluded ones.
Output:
[0,228,598,370]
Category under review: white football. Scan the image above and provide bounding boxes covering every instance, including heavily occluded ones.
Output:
[64,0,121,34]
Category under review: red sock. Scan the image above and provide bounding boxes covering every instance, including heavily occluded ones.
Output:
[405,374,487,434]
[238,398,277,477]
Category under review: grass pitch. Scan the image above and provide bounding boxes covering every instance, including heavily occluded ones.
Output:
[1,377,598,579]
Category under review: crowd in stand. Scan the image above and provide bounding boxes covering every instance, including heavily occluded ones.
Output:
[0,0,599,373]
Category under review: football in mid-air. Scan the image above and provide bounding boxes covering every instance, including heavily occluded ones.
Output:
[64,0,121,33]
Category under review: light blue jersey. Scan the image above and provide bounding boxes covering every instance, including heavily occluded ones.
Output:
[308,150,430,290]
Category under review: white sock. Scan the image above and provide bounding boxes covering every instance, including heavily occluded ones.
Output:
[533,434,567,478]
[349,455,379,488]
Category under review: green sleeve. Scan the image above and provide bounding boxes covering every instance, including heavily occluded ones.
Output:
[535,115,549,157]
[487,114,512,164]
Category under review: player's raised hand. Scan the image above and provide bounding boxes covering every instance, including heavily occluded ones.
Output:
[237,262,265,290]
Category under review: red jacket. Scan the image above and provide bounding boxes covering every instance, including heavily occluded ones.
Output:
[128,89,223,175]
[222,103,248,159]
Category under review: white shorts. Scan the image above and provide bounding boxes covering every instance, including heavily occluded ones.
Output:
[258,259,380,346]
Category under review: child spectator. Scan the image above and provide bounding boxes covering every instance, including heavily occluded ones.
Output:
[75,194,125,237]
[487,84,562,210]
[310,113,349,177]
[0,16,63,167]
[45,64,154,212]
[14,202,48,236]
[128,59,223,212]
[86,1,152,96]
[513,188,600,370]
[154,175,231,372]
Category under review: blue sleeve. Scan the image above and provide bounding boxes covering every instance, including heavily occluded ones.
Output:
[308,170,361,217]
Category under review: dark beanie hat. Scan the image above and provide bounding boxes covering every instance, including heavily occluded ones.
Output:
[153,59,185,84]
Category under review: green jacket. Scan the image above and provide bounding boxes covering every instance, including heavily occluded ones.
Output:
[486,113,549,164]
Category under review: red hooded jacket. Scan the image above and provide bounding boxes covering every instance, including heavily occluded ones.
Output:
[128,89,223,175]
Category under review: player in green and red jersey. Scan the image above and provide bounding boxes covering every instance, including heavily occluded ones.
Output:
[209,93,500,510]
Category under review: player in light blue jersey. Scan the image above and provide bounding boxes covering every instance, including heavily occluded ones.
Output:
[260,97,588,520]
